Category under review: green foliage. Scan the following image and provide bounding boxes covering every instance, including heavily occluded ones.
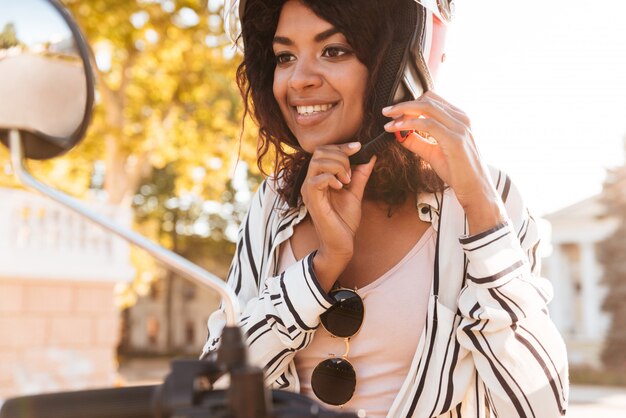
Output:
[0,23,19,48]
[57,0,259,203]
[133,162,254,245]
[598,146,626,371]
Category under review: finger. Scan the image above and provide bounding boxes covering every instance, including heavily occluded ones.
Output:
[422,91,471,127]
[312,142,361,177]
[383,91,471,130]
[341,141,362,156]
[347,155,376,201]
[315,141,362,158]
[384,114,454,145]
[308,172,345,192]
[382,99,464,133]
[315,142,362,160]
[423,90,461,112]
[309,157,352,184]
[382,98,441,118]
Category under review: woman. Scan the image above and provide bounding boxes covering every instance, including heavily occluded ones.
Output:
[203,0,569,417]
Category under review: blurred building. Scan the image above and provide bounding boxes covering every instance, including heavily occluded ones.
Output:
[0,188,134,399]
[543,195,619,368]
[118,273,220,357]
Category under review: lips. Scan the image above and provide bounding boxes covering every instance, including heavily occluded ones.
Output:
[291,101,339,126]
[295,103,335,115]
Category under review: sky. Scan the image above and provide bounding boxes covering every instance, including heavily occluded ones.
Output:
[434,0,626,216]
[2,0,72,45]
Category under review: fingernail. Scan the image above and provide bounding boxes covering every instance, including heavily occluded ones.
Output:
[384,121,394,129]
[348,141,361,149]
[382,106,393,113]
[396,120,404,127]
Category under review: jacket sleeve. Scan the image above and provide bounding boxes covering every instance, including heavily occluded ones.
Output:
[201,181,333,387]
[455,171,569,417]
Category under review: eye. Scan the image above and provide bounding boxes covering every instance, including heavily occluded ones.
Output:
[322,46,352,58]
[275,52,295,65]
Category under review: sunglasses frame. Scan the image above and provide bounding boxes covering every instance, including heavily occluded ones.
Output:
[311,287,365,406]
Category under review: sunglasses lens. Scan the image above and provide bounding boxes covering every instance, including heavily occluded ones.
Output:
[320,289,364,338]
[311,358,356,406]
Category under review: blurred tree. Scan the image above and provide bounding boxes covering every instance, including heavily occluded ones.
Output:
[58,0,259,205]
[599,138,626,372]
[0,23,19,48]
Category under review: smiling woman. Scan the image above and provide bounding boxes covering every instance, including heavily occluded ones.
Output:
[236,0,443,209]
[204,1,570,417]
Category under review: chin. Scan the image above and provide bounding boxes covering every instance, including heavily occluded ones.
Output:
[295,133,355,153]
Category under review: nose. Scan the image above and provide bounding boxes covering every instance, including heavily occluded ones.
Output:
[288,56,323,91]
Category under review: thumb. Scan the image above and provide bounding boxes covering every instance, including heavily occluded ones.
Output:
[348,155,377,200]
[341,141,363,156]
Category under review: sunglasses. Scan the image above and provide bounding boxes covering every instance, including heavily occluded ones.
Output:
[311,288,365,406]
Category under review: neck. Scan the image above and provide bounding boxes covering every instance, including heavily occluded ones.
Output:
[361,195,415,222]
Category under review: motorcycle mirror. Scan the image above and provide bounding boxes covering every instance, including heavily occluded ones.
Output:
[0,0,94,160]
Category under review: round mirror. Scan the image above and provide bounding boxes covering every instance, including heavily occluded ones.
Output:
[0,0,94,160]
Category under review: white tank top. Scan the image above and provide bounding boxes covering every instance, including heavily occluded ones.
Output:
[277,227,435,418]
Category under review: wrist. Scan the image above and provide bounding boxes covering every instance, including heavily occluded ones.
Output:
[464,197,506,235]
[313,249,351,293]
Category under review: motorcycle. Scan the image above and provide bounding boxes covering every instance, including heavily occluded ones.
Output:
[0,1,360,417]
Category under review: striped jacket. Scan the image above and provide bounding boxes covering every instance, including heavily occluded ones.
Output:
[203,167,569,417]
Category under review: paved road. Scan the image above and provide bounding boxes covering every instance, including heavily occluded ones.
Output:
[567,385,626,417]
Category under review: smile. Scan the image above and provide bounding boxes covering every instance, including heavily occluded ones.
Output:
[295,103,335,116]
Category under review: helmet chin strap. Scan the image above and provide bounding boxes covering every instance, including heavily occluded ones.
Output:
[349,130,393,166]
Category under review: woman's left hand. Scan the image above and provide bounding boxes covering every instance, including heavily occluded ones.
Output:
[383,90,505,233]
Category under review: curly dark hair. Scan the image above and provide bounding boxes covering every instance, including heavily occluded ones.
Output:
[237,0,444,208]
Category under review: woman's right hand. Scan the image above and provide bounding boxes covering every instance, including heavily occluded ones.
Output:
[300,142,376,292]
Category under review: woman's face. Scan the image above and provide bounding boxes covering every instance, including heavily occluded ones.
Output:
[272,0,369,153]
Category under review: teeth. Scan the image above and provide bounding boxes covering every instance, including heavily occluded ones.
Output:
[296,103,334,115]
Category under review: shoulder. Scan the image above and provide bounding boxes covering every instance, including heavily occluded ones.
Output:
[250,176,279,210]
[247,176,291,224]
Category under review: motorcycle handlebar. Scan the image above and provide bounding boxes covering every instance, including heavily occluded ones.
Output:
[0,385,362,418]
[0,385,157,418]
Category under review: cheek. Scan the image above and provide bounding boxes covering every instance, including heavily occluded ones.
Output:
[272,79,279,101]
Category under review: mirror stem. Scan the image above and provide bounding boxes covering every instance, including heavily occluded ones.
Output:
[8,129,240,326]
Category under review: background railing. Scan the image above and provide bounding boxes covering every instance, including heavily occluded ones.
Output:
[0,188,134,282]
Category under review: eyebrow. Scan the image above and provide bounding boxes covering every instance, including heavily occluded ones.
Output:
[273,27,341,46]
